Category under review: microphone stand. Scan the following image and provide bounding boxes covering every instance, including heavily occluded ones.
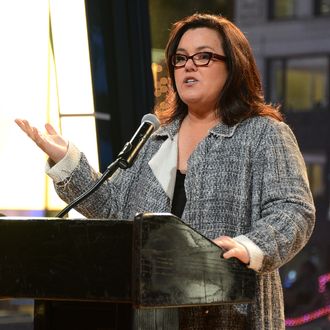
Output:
[56,139,137,218]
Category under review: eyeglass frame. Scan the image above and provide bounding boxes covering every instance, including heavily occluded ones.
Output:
[171,51,227,68]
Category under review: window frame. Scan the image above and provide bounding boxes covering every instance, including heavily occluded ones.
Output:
[314,0,330,16]
[268,0,297,21]
[266,54,330,112]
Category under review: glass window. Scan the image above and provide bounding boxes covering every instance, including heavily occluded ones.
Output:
[269,0,296,19]
[269,59,285,104]
[304,153,326,199]
[268,56,329,111]
[315,0,330,16]
[286,57,328,111]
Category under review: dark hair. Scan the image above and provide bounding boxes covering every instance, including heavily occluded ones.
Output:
[155,13,283,125]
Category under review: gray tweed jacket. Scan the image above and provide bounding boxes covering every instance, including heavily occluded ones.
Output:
[52,115,315,329]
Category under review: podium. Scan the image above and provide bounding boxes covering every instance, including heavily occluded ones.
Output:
[0,213,255,329]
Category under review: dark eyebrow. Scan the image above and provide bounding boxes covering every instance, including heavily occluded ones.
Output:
[176,45,217,53]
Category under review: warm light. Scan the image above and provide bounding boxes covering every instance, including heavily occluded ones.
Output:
[0,0,98,213]
[0,1,49,211]
[46,0,99,211]
[48,0,95,115]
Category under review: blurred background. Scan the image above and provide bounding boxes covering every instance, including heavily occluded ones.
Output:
[0,0,329,329]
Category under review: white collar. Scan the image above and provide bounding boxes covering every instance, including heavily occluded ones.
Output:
[148,133,178,200]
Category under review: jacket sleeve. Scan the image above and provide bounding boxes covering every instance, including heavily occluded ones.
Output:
[47,143,124,219]
[242,120,315,274]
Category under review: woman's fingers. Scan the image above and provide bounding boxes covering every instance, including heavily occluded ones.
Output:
[32,127,45,147]
[213,235,234,250]
[45,123,58,135]
[213,236,250,265]
[15,119,68,163]
[15,119,39,142]
[16,119,55,145]
[15,119,29,134]
[222,247,242,259]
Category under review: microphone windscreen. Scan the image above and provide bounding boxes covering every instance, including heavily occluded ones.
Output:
[141,113,160,131]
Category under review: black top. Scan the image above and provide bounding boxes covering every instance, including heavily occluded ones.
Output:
[171,170,187,218]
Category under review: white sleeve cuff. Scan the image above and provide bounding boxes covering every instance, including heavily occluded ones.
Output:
[234,235,264,272]
[45,142,81,183]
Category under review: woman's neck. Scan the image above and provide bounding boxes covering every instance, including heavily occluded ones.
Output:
[184,110,220,128]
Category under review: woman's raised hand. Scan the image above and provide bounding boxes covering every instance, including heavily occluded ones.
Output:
[15,119,68,164]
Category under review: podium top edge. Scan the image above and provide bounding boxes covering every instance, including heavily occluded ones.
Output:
[0,217,132,222]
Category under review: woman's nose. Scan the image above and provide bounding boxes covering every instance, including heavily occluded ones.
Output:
[184,58,197,71]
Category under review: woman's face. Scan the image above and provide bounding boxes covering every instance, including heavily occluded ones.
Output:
[174,27,228,115]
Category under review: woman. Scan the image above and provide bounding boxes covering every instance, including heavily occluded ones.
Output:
[16,13,315,330]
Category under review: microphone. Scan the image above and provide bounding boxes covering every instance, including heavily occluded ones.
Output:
[117,113,160,169]
[56,113,160,218]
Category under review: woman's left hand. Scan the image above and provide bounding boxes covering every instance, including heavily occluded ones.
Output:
[213,236,250,265]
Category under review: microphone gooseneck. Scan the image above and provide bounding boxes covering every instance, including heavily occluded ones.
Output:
[56,114,160,218]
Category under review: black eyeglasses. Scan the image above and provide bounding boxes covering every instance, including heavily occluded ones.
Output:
[171,51,227,68]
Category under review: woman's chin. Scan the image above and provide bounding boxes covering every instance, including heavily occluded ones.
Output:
[182,97,203,108]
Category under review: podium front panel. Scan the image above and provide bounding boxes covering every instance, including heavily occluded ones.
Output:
[0,218,132,302]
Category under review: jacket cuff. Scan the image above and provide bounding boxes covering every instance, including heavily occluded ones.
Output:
[45,142,81,183]
[234,235,264,272]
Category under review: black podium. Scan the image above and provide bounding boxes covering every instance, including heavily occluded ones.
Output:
[0,213,255,329]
